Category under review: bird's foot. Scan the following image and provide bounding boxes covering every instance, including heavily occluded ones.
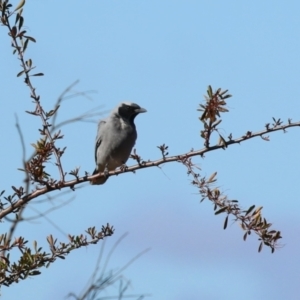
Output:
[103,164,109,179]
[120,163,128,172]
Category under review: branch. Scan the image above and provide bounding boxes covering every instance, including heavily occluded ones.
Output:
[182,158,282,253]
[3,3,65,182]
[50,80,100,131]
[1,119,299,220]
[72,233,150,300]
[0,224,114,287]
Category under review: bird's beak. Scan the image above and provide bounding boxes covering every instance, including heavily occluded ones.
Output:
[135,107,147,113]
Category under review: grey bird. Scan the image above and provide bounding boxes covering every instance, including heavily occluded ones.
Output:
[90,102,147,185]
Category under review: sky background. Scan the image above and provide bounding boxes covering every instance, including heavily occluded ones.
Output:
[1,1,300,299]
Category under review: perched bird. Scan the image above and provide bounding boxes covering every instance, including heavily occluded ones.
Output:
[90,102,147,185]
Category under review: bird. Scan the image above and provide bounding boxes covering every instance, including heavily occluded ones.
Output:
[90,102,147,185]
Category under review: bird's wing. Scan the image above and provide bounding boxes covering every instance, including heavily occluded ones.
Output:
[94,120,106,163]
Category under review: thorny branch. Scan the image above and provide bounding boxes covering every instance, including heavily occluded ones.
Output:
[1,117,299,221]
[0,116,300,252]
[0,224,115,287]
[3,1,65,182]
[182,158,282,253]
[0,117,297,255]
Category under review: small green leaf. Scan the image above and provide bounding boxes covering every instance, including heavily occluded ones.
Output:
[23,38,29,52]
[275,231,282,240]
[33,240,37,252]
[252,206,263,216]
[17,30,26,38]
[245,205,255,216]
[29,271,41,276]
[14,0,26,12]
[223,215,228,229]
[26,59,32,68]
[207,172,217,183]
[207,85,213,98]
[212,119,222,128]
[215,206,227,215]
[17,70,25,77]
[47,105,60,117]
[47,235,53,245]
[220,89,228,96]
[18,16,24,31]
[200,110,207,121]
[23,35,36,42]
[15,12,20,25]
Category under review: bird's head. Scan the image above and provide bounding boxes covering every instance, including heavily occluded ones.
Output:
[116,102,147,123]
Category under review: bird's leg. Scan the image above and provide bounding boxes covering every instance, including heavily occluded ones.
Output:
[120,163,128,172]
[103,163,109,179]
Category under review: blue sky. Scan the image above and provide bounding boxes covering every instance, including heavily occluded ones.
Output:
[1,1,300,299]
